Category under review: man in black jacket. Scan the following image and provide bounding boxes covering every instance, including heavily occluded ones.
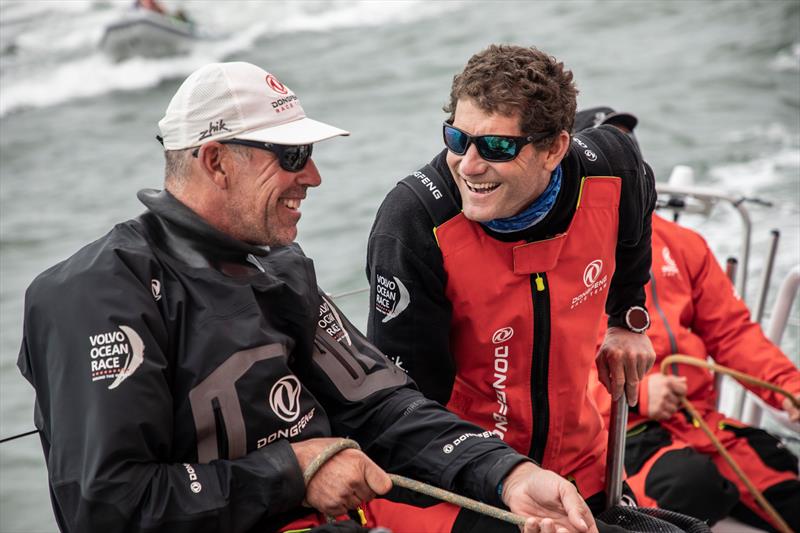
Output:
[366,45,657,524]
[18,61,596,533]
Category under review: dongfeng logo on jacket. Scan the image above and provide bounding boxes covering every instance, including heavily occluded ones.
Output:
[269,375,302,422]
[374,271,410,323]
[661,246,680,277]
[88,325,145,389]
[570,259,609,309]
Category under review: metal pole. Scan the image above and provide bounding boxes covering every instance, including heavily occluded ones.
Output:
[732,202,752,303]
[755,230,780,324]
[604,399,628,510]
[766,266,800,346]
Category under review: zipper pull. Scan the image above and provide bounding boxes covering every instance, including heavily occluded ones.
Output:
[535,273,545,292]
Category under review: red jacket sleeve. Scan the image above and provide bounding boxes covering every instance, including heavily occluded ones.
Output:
[684,231,800,409]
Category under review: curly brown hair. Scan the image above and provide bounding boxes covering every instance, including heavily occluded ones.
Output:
[444,44,578,147]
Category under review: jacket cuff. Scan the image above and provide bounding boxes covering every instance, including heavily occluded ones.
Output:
[607,313,626,330]
[457,451,532,508]
[253,439,306,514]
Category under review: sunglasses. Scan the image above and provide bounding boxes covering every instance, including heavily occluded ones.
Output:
[192,139,313,172]
[442,123,553,162]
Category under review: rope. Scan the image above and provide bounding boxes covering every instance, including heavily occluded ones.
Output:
[660,355,795,533]
[302,439,528,527]
[0,429,39,444]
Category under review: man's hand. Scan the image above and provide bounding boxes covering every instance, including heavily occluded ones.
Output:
[782,396,800,422]
[291,438,392,516]
[596,327,656,406]
[501,462,597,533]
[646,374,687,420]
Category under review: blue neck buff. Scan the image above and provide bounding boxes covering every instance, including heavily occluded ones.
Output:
[481,165,562,233]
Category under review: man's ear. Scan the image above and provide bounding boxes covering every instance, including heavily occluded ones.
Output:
[543,131,571,172]
[196,142,232,190]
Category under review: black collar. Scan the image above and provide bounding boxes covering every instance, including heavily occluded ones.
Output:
[136,189,270,270]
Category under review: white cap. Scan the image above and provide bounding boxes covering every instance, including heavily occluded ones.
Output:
[158,62,349,150]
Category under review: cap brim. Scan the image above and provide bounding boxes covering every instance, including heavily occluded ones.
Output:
[237,116,350,145]
[602,112,638,131]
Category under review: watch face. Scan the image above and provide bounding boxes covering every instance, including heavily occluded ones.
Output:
[626,306,650,332]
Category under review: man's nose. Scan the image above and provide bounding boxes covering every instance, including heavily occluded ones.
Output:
[458,143,487,176]
[297,158,322,187]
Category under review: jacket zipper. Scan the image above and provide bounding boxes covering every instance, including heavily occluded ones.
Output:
[647,270,679,374]
[529,272,550,464]
[315,337,359,379]
[212,397,230,460]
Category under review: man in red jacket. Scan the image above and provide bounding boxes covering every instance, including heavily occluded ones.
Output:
[591,213,800,531]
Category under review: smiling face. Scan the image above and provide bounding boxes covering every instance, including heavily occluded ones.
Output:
[446,98,564,223]
[225,146,321,246]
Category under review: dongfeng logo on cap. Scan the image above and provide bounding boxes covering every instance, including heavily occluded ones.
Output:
[269,375,302,422]
[265,74,288,95]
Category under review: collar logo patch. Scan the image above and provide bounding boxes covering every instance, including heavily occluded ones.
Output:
[374,272,411,323]
[661,246,680,277]
[151,279,162,301]
[88,325,145,389]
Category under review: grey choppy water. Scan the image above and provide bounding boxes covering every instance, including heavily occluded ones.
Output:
[1,1,799,531]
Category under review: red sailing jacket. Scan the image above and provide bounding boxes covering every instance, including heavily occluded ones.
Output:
[438,177,621,497]
[592,214,800,424]
[640,214,800,418]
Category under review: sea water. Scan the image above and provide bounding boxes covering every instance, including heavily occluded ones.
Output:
[1,1,798,531]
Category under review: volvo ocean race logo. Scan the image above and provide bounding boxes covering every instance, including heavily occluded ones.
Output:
[570,259,609,309]
[88,326,145,389]
[374,271,411,323]
[319,295,352,346]
[661,246,679,277]
[269,376,302,422]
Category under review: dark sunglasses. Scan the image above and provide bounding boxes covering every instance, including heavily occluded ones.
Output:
[442,123,553,162]
[192,139,313,172]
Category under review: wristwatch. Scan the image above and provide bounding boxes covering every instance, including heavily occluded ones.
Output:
[623,306,651,334]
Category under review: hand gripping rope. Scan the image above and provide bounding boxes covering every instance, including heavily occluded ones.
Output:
[660,354,800,533]
[302,438,529,527]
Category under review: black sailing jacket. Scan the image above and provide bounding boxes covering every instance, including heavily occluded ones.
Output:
[18,189,526,533]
